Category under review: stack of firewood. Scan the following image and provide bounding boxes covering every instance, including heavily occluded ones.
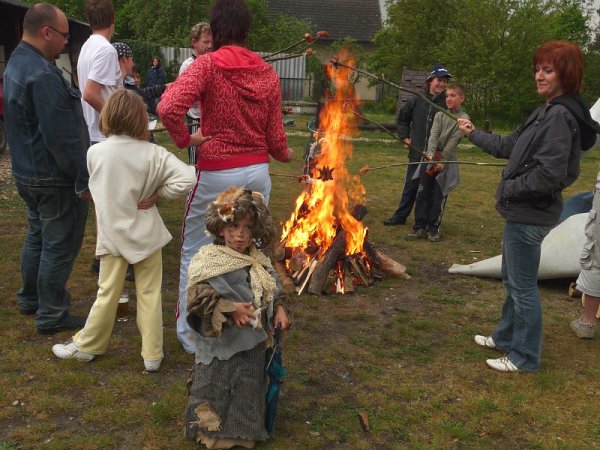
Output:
[274,205,411,295]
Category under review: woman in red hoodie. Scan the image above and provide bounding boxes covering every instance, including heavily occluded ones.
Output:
[158,0,294,357]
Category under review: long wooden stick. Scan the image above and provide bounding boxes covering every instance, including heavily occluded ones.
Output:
[360,160,506,175]
[330,57,458,122]
[346,105,403,143]
[266,31,328,60]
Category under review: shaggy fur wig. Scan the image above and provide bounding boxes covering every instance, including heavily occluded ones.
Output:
[205,187,277,249]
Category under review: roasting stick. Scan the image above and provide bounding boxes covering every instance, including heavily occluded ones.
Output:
[330,56,458,122]
[264,31,329,62]
[359,160,506,175]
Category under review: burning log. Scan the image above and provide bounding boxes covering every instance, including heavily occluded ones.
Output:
[297,260,318,295]
[342,264,355,294]
[349,257,371,286]
[308,230,347,295]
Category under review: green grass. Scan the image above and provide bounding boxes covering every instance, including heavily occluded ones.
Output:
[1,123,600,448]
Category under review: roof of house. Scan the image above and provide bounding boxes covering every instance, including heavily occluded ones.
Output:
[267,0,382,43]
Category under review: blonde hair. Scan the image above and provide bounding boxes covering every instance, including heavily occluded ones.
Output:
[190,22,211,43]
[447,83,465,97]
[99,89,148,140]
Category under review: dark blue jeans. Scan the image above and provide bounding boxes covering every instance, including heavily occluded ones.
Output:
[391,161,419,221]
[492,221,551,372]
[15,183,88,329]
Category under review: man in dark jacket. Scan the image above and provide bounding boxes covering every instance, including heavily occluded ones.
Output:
[384,64,450,226]
[3,3,90,334]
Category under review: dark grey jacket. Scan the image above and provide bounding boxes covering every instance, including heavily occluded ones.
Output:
[396,91,447,161]
[470,102,582,226]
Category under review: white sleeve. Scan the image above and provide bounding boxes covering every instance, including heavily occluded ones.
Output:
[155,148,197,198]
[88,46,120,87]
[179,58,192,76]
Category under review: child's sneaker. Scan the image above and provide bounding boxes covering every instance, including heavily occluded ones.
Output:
[144,357,163,372]
[52,340,95,362]
[427,231,440,242]
[407,228,426,239]
[570,316,596,339]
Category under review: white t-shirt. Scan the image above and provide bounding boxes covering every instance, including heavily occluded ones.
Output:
[77,34,121,142]
[178,56,200,120]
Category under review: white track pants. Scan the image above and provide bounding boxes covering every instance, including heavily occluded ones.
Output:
[176,164,271,353]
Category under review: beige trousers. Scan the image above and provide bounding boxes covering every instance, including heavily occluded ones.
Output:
[73,250,164,361]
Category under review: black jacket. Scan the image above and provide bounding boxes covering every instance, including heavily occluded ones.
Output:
[470,98,589,225]
[396,91,447,161]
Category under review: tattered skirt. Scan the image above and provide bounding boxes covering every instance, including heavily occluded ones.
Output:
[185,344,269,447]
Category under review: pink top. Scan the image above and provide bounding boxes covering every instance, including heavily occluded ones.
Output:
[158,46,290,171]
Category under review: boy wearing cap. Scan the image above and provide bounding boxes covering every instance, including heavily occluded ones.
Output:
[114,42,167,115]
[384,64,451,226]
[408,83,469,241]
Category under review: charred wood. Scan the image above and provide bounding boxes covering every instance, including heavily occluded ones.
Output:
[307,230,347,295]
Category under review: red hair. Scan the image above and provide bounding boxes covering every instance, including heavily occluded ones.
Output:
[533,41,584,94]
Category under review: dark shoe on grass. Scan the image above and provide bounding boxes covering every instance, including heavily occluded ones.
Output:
[37,315,86,335]
[383,217,406,226]
[19,306,38,316]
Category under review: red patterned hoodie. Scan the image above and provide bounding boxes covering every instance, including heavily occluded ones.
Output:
[158,45,290,171]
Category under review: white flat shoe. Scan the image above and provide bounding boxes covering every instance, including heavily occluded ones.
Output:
[474,335,496,349]
[486,356,519,373]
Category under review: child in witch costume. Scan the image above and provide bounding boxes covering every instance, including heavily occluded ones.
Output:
[185,187,290,449]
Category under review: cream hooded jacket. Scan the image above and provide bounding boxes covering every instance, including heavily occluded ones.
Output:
[88,135,196,263]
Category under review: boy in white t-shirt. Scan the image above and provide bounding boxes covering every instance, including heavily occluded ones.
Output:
[77,0,121,144]
[78,0,123,275]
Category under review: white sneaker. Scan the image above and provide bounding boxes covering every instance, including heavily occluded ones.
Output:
[474,335,496,349]
[52,341,95,362]
[144,357,163,372]
[486,356,519,373]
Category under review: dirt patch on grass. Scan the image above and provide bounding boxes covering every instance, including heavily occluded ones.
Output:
[0,150,12,185]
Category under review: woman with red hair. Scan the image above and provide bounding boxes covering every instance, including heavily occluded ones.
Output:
[458,41,600,373]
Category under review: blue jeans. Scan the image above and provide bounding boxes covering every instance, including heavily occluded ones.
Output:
[15,183,88,329]
[391,161,419,221]
[492,221,551,372]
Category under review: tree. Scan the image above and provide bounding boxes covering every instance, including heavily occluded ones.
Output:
[116,0,211,47]
[368,0,596,125]
[246,0,311,52]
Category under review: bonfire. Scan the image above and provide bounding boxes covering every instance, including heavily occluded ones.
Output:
[277,50,410,296]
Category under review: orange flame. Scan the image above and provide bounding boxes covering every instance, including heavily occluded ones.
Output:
[281,49,366,262]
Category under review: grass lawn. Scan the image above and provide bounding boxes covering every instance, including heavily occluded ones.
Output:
[1,116,600,449]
